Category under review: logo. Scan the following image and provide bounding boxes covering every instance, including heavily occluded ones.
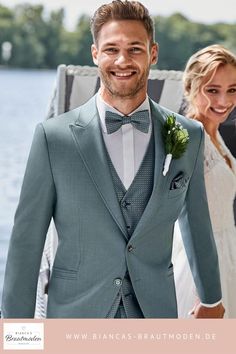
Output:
[3,323,44,350]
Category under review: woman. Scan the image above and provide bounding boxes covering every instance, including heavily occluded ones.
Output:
[173,44,236,318]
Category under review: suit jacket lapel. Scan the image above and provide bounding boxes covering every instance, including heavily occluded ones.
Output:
[69,96,128,238]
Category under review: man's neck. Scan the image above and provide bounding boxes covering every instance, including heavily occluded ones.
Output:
[100,89,147,115]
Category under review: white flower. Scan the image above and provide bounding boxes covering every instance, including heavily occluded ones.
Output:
[163,153,172,176]
[162,114,189,176]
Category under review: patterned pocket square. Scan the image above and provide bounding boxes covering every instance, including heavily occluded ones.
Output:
[170,172,189,190]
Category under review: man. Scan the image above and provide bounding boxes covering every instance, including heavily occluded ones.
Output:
[2,0,224,318]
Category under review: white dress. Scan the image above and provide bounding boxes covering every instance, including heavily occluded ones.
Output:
[172,131,236,318]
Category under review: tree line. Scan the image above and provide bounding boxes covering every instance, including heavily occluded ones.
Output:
[0,3,236,70]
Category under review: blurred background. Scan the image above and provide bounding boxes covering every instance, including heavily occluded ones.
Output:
[1,0,236,69]
[0,0,236,304]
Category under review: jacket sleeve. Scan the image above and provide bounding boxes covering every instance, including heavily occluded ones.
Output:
[178,127,222,304]
[1,123,56,318]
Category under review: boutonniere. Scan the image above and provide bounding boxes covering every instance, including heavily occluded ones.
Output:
[162,114,189,176]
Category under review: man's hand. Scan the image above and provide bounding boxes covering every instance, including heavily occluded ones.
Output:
[191,302,225,318]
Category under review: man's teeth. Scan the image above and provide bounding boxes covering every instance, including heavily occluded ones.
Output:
[113,72,133,77]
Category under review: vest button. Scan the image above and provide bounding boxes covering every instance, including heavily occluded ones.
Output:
[128,245,134,252]
[121,201,130,208]
[114,278,122,287]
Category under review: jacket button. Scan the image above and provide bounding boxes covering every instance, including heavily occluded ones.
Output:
[128,245,134,252]
[114,278,122,287]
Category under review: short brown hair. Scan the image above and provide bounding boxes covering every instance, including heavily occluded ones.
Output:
[90,0,155,46]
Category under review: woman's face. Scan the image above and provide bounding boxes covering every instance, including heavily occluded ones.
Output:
[194,63,236,126]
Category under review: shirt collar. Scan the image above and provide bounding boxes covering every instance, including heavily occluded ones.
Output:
[96,89,151,134]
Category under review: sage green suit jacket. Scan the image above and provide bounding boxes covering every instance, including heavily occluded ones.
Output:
[2,96,222,318]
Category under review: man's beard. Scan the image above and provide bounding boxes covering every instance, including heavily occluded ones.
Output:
[99,67,150,99]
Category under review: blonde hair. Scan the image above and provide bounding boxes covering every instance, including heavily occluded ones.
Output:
[183,44,236,118]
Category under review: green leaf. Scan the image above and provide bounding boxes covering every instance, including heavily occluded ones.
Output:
[162,114,189,159]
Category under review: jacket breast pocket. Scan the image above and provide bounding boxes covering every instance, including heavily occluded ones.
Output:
[52,266,78,280]
[168,173,190,199]
[168,184,188,199]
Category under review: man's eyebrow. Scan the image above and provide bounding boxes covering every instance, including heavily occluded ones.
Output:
[102,42,117,46]
[101,41,146,47]
[128,41,145,46]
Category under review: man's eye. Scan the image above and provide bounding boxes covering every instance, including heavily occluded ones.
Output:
[105,48,118,53]
[130,47,142,53]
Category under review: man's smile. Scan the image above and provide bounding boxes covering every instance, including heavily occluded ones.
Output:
[110,70,137,78]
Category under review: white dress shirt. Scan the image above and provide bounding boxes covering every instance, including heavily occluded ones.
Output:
[96,91,152,189]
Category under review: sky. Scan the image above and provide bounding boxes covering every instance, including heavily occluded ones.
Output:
[1,0,236,30]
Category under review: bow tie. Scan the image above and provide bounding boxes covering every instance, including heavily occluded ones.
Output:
[105,110,150,134]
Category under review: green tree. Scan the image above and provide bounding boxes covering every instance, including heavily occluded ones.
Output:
[59,15,94,66]
[212,22,236,54]
[42,9,65,67]
[0,5,14,64]
[155,13,194,70]
[10,4,47,67]
[74,15,94,66]
[154,13,232,70]
[59,30,82,65]
[1,3,236,69]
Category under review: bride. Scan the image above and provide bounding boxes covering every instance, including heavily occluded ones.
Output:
[173,44,236,318]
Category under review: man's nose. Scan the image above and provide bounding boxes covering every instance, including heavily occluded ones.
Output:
[114,52,131,65]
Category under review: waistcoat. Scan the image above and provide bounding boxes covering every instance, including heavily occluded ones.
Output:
[106,131,155,317]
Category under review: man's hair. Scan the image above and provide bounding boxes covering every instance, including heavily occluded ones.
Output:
[90,0,155,46]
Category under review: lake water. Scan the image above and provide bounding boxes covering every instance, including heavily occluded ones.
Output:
[0,68,56,303]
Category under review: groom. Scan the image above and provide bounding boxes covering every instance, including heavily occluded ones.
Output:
[2,0,224,318]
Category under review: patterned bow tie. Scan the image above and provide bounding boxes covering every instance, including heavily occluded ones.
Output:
[105,110,150,134]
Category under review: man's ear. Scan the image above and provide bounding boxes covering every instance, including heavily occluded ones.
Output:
[151,42,159,65]
[91,44,98,66]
